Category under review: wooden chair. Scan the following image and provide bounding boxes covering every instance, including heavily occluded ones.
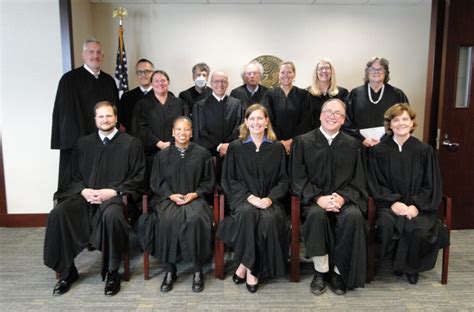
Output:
[55,195,131,281]
[289,195,376,283]
[366,195,452,284]
[213,190,225,279]
[142,190,222,280]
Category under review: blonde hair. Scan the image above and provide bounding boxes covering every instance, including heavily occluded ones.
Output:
[279,61,296,74]
[239,104,277,141]
[309,59,339,97]
[383,103,416,136]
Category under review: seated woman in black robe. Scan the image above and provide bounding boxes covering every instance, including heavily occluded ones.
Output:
[138,116,215,293]
[368,103,446,284]
[217,104,290,293]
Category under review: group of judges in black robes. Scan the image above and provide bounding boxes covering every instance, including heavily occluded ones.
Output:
[47,37,447,297]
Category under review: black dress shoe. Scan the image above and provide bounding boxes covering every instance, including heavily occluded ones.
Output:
[232,272,245,285]
[406,273,419,285]
[104,270,121,296]
[310,271,327,295]
[192,271,204,293]
[53,265,79,295]
[246,281,258,293]
[393,270,403,277]
[328,272,346,295]
[160,271,177,293]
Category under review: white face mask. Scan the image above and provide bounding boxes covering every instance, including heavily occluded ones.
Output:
[194,75,207,88]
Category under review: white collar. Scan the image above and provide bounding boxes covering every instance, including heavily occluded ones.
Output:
[319,127,339,145]
[212,92,226,101]
[139,85,152,93]
[98,128,118,142]
[83,64,101,78]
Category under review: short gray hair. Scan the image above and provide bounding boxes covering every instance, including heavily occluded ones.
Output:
[82,37,102,52]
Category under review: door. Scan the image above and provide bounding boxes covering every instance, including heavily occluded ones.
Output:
[438,0,474,229]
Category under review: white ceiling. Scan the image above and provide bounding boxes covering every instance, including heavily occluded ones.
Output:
[90,0,431,6]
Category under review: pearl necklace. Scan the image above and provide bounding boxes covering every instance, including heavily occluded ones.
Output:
[368,83,385,104]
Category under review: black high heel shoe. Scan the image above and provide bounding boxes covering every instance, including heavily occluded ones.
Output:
[246,281,258,293]
[232,272,245,285]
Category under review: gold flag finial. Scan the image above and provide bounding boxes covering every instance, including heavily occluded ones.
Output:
[112,7,128,25]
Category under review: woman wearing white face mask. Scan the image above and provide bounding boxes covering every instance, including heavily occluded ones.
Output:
[179,62,212,115]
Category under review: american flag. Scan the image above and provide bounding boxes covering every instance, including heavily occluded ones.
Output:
[115,25,128,98]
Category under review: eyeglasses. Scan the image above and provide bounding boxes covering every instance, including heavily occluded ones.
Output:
[317,66,331,72]
[136,70,153,76]
[368,67,385,74]
[322,109,345,118]
[212,80,228,85]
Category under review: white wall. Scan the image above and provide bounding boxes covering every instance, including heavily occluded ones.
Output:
[90,2,431,138]
[0,1,431,214]
[1,0,62,214]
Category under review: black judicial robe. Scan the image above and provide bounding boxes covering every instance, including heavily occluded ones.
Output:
[192,95,245,156]
[262,86,312,140]
[44,131,145,278]
[308,86,349,129]
[118,87,148,133]
[290,129,367,289]
[217,138,290,278]
[138,143,215,264]
[51,66,118,192]
[179,86,212,115]
[132,92,188,156]
[368,136,447,274]
[230,84,268,108]
[344,83,408,141]
[51,66,119,150]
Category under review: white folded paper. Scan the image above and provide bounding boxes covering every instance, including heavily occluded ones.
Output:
[359,126,385,140]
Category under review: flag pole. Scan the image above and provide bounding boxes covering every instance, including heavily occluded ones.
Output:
[113,7,129,99]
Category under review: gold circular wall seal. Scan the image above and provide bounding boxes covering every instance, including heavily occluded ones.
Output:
[252,55,283,88]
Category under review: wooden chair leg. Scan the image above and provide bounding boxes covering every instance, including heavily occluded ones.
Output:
[142,194,150,280]
[442,245,449,285]
[144,250,150,280]
[441,195,452,285]
[214,192,225,280]
[367,197,375,283]
[122,195,130,282]
[290,195,300,283]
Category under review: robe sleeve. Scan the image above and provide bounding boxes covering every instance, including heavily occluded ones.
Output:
[267,143,289,201]
[396,88,409,104]
[150,152,174,201]
[262,91,282,140]
[54,139,87,200]
[368,148,405,209]
[343,89,365,141]
[195,151,216,198]
[336,147,368,214]
[295,90,313,136]
[51,75,81,150]
[114,138,146,201]
[221,142,251,211]
[132,101,159,153]
[192,102,221,150]
[289,136,323,205]
[227,101,245,143]
[411,147,442,212]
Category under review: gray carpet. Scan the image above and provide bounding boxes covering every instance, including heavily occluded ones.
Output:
[0,227,473,311]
